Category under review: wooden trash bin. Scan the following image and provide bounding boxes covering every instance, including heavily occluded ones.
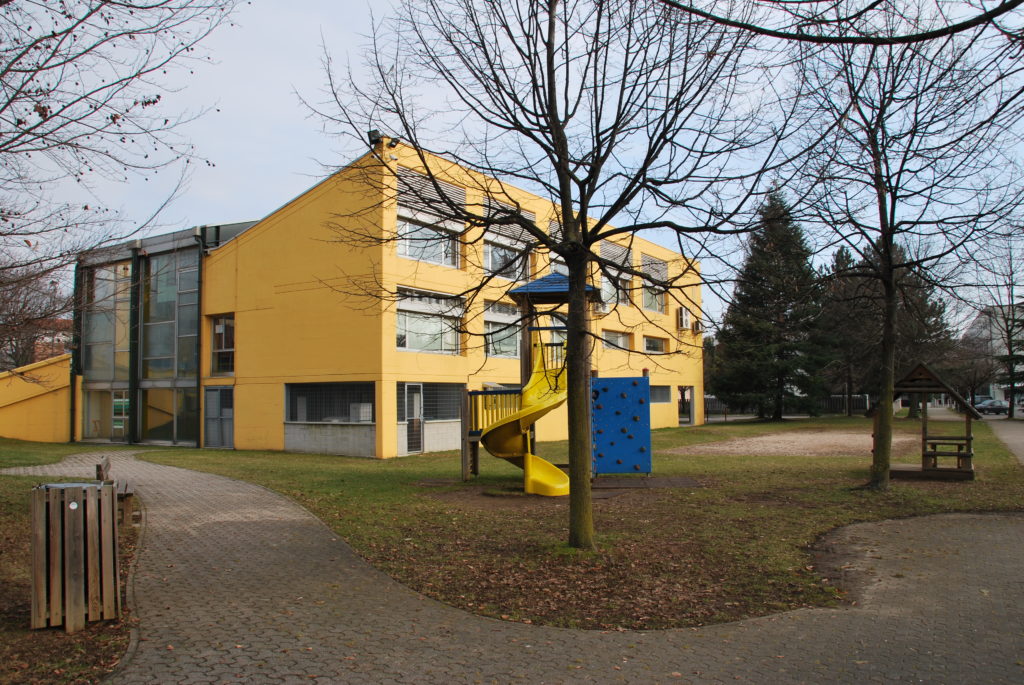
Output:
[30,483,120,633]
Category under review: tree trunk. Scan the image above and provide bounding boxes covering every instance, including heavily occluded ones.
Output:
[565,257,594,549]
[869,280,897,490]
[773,370,784,420]
[907,393,920,420]
[845,364,854,417]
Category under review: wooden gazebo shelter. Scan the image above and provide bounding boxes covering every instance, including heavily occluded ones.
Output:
[879,363,982,481]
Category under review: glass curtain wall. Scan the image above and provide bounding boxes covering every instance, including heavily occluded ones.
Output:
[81,262,131,440]
[139,249,199,443]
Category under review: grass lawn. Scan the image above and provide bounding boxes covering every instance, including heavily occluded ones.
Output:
[0,440,136,685]
[136,415,1024,630]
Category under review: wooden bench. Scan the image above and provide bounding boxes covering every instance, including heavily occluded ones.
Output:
[95,456,136,527]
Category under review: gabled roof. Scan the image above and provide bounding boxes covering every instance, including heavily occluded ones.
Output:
[508,273,599,305]
[868,362,982,419]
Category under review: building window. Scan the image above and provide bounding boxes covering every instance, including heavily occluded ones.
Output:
[140,388,198,443]
[81,261,132,382]
[286,383,375,423]
[212,315,235,375]
[602,330,630,350]
[651,385,672,403]
[396,289,462,353]
[550,257,569,276]
[600,274,630,311]
[484,242,528,281]
[642,254,668,313]
[484,301,520,358]
[644,336,668,354]
[396,311,459,353]
[643,286,666,313]
[397,382,464,421]
[485,322,519,357]
[140,249,199,381]
[397,220,459,267]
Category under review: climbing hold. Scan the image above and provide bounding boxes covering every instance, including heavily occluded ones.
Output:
[632,416,640,421]
[620,427,628,433]
[620,392,627,399]
[616,459,623,464]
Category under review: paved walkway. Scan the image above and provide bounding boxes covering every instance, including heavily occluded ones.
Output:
[986,415,1024,465]
[4,451,1024,684]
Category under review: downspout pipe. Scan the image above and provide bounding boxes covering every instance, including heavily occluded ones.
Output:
[128,243,143,444]
[69,260,84,443]
[193,226,206,448]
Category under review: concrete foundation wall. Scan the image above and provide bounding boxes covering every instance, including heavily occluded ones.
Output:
[284,423,376,457]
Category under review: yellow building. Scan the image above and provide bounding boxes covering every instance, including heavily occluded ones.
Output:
[63,145,704,457]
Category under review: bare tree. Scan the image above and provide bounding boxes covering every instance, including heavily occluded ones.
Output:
[315,0,791,548]
[945,332,1001,405]
[965,236,1024,418]
[0,267,69,370]
[789,11,1024,488]
[1,0,239,315]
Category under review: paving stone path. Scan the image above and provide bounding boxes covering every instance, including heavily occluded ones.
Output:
[4,450,1024,684]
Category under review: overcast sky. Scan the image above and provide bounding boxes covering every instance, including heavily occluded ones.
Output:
[80,1,376,233]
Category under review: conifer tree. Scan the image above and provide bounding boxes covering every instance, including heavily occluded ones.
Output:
[712,192,824,419]
[817,247,874,415]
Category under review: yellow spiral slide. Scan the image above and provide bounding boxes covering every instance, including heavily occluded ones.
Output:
[479,345,570,497]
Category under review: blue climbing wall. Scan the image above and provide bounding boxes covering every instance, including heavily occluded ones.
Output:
[591,377,652,475]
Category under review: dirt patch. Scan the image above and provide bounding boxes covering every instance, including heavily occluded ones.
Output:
[668,430,919,458]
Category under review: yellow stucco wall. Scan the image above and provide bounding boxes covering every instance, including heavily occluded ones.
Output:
[199,146,703,457]
[0,355,72,443]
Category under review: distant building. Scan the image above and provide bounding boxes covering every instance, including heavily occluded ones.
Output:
[0,316,72,370]
[962,305,1022,401]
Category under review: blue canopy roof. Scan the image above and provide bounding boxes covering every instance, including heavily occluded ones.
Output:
[508,273,598,304]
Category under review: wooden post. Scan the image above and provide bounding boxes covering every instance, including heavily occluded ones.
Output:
[47,488,63,628]
[63,486,86,634]
[30,488,47,629]
[920,395,929,470]
[460,388,471,481]
[85,486,101,620]
[101,483,119,620]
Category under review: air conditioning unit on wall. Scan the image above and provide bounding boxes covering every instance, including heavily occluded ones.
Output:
[676,306,690,330]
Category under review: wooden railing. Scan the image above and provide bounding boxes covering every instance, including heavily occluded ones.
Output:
[467,389,521,434]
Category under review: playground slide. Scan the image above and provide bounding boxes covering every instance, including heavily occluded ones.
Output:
[479,348,570,497]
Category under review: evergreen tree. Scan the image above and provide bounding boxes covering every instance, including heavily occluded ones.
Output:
[816,247,875,415]
[818,243,952,415]
[712,192,824,420]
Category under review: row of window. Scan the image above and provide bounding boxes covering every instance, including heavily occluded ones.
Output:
[603,331,671,354]
[397,221,670,312]
[284,380,671,426]
[397,219,529,280]
[283,382,464,424]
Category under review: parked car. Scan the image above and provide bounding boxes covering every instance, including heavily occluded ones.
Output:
[975,399,1009,415]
